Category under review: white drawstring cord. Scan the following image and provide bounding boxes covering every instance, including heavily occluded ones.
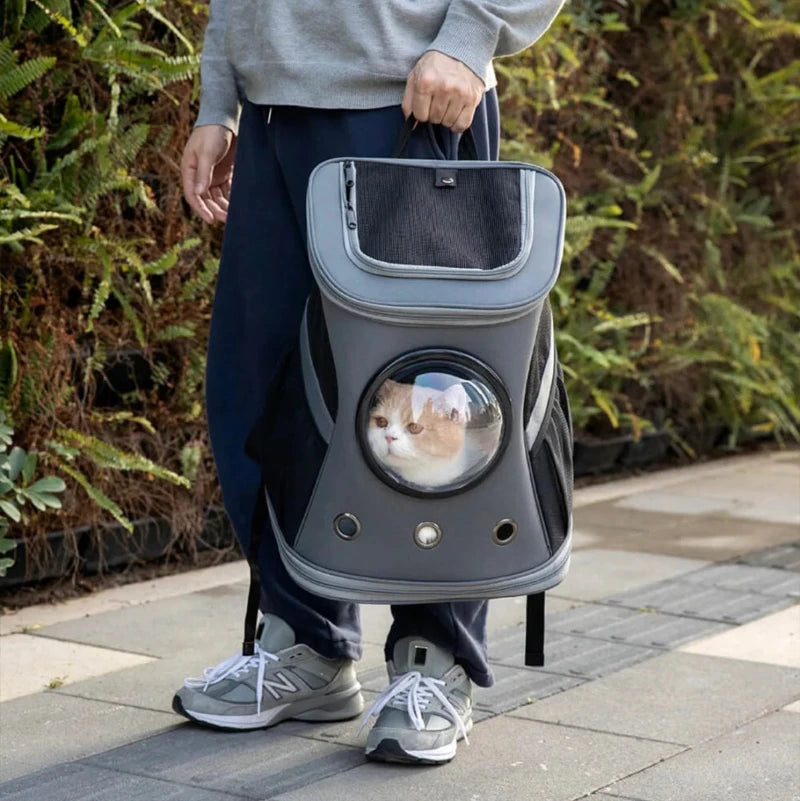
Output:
[358,670,469,744]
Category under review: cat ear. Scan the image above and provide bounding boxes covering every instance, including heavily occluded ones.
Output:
[436,383,470,422]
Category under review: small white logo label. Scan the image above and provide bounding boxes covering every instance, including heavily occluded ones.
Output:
[262,671,300,700]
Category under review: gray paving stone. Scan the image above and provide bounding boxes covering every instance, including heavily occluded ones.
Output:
[605,577,794,623]
[33,583,246,658]
[82,721,364,799]
[510,651,800,746]
[473,664,584,714]
[271,716,681,801]
[606,712,800,801]
[0,691,176,783]
[549,550,707,602]
[278,690,379,748]
[489,624,658,679]
[547,604,732,648]
[738,541,800,572]
[0,763,249,801]
[676,563,800,598]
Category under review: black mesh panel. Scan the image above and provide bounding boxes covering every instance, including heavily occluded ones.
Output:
[354,162,522,270]
[306,287,338,419]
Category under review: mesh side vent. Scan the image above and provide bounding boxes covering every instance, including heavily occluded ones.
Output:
[354,162,522,270]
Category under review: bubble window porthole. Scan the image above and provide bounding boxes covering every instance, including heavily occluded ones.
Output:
[357,350,511,498]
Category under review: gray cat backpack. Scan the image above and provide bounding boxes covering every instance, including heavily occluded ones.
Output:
[243,118,573,667]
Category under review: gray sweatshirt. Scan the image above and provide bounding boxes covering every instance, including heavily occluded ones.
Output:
[196,0,565,134]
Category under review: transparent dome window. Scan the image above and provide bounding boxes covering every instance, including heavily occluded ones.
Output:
[360,355,508,495]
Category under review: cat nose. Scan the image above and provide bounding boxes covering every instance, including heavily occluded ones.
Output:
[385,435,398,443]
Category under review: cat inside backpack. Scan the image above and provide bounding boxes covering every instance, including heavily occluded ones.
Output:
[367,378,500,489]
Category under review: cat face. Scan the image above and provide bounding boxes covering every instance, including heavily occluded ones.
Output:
[366,379,470,487]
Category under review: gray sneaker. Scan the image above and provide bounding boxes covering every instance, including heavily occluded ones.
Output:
[172,614,364,730]
[361,636,473,764]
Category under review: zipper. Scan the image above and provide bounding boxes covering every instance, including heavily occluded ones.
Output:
[343,161,357,230]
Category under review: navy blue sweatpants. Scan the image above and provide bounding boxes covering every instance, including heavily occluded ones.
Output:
[206,94,501,688]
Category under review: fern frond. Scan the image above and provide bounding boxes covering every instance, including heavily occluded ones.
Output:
[30,0,87,46]
[0,57,56,99]
[58,463,133,532]
[56,428,191,488]
[0,114,44,140]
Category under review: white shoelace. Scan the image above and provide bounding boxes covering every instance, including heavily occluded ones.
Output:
[358,670,469,744]
[183,643,280,715]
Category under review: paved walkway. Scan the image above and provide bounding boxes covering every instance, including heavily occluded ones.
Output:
[1,450,798,800]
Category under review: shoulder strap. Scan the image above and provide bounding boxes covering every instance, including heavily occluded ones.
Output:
[242,485,267,656]
[524,592,546,667]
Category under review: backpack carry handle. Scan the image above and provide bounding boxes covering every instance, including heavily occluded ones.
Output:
[392,113,479,160]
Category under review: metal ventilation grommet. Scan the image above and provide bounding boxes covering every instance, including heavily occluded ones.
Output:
[492,519,517,545]
[414,522,442,549]
[333,513,361,540]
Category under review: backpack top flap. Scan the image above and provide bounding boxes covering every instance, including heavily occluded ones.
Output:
[306,158,566,325]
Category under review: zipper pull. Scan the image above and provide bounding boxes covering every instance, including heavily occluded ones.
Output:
[346,203,357,230]
[344,161,356,188]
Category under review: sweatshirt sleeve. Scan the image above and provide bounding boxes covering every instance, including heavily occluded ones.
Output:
[425,0,566,82]
[194,0,242,134]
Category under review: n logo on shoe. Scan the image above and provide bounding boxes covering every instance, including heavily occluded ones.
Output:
[261,671,301,700]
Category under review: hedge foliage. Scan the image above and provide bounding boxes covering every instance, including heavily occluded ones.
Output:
[0,0,798,574]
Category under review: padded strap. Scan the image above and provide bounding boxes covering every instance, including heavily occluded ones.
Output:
[300,302,334,444]
[524,313,556,451]
[392,113,479,160]
[524,592,546,667]
[242,485,267,656]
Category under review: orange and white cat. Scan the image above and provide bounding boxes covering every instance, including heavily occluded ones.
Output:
[367,380,473,488]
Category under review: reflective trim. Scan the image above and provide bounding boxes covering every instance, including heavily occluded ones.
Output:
[524,314,556,451]
[300,302,334,444]
[265,487,572,603]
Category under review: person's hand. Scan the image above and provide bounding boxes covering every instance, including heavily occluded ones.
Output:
[181,124,236,224]
[402,50,485,133]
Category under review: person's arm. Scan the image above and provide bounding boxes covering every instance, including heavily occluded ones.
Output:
[194,0,241,134]
[426,0,567,82]
[404,0,565,132]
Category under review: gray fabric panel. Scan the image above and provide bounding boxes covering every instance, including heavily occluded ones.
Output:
[299,303,334,444]
[524,312,556,450]
[291,301,560,588]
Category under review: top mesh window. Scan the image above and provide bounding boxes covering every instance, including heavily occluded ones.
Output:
[352,162,522,270]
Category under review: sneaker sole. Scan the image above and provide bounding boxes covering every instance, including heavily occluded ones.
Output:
[365,718,473,765]
[172,686,364,731]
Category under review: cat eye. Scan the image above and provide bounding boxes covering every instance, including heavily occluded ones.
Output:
[407,422,424,435]
[374,416,388,428]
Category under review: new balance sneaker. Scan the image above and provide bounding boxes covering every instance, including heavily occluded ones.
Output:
[172,613,364,730]
[360,636,473,765]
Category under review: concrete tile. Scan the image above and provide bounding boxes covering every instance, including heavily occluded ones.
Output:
[54,644,245,712]
[0,692,176,782]
[357,604,393,645]
[574,502,688,533]
[486,594,583,632]
[616,490,750,517]
[548,604,732,649]
[0,633,155,701]
[571,516,800,561]
[680,605,800,668]
[82,722,363,799]
[474,663,585,713]
[550,550,708,602]
[0,763,249,801]
[606,712,800,801]
[272,716,681,801]
[510,651,800,746]
[606,577,793,624]
[783,700,800,713]
[676,563,800,598]
[31,582,247,658]
[490,625,657,679]
[279,690,379,748]
[0,561,249,636]
[739,541,800,572]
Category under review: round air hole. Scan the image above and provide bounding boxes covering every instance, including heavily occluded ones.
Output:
[414,522,442,549]
[333,513,361,540]
[492,519,517,545]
